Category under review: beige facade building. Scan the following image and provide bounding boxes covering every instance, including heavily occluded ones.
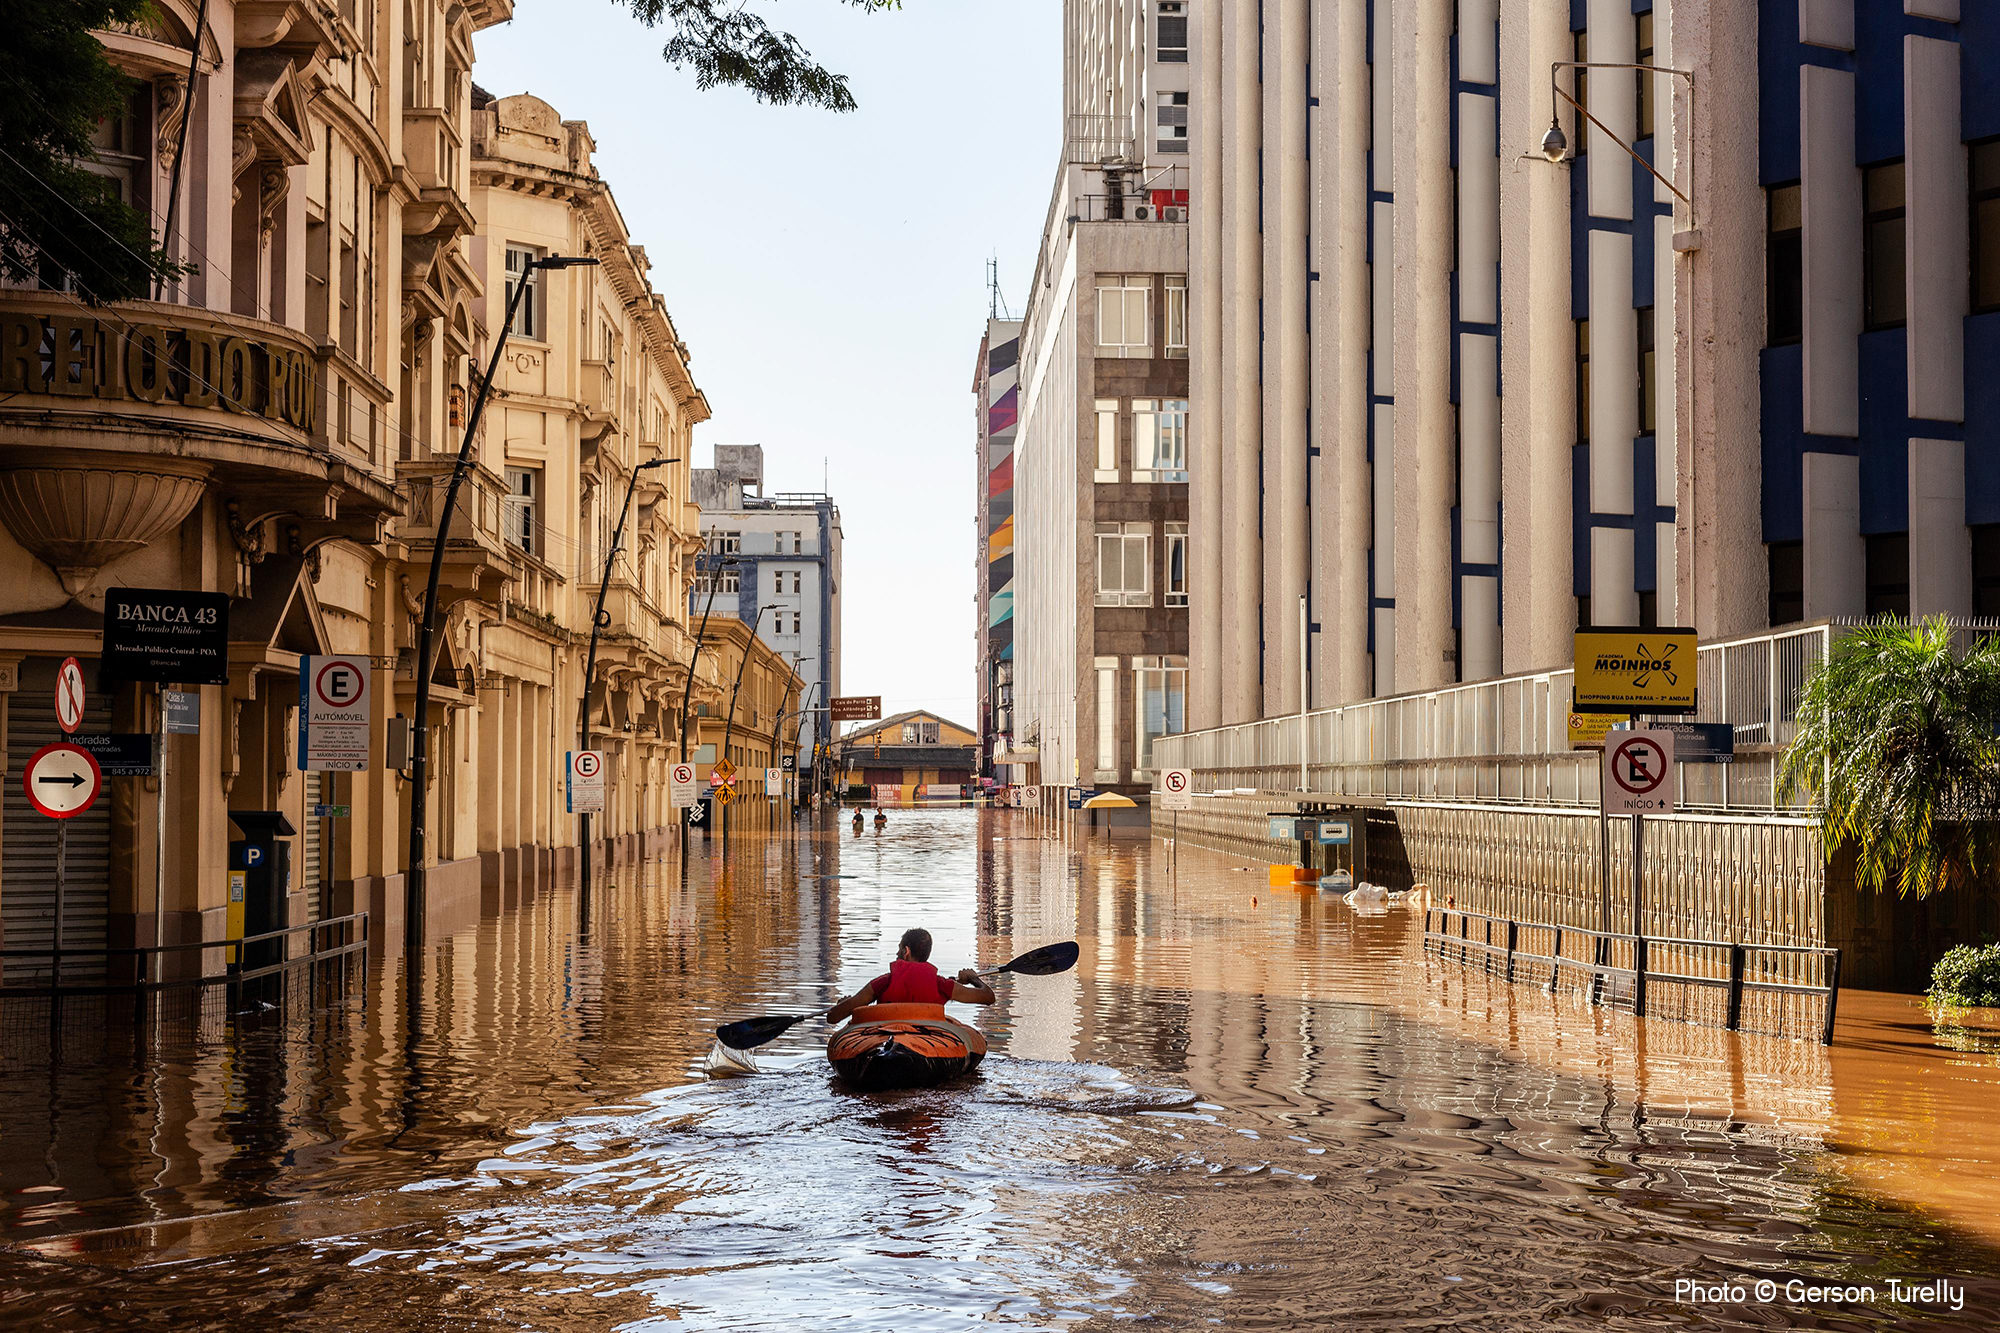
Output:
[0,4,737,975]
[1013,0,1191,807]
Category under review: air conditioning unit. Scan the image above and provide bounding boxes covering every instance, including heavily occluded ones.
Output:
[1163,206,1188,222]
[1132,204,1156,221]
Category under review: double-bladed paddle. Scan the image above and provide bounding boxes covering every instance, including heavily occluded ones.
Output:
[713,940,1081,1051]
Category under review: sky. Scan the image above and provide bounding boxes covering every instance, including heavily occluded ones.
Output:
[473,0,1062,732]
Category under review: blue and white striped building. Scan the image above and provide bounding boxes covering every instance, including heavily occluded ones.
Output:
[1186,0,1999,728]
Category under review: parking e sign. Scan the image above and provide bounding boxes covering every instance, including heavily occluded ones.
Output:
[298,655,372,771]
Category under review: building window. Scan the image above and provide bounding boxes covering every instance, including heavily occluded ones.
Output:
[695,566,740,595]
[1097,275,1151,355]
[708,530,741,556]
[1133,655,1187,776]
[504,245,542,339]
[1165,275,1188,358]
[1974,139,2000,314]
[1095,398,1121,481]
[1096,522,1152,607]
[1974,525,2000,616]
[1133,398,1189,480]
[1156,1,1187,62]
[1574,319,1590,445]
[773,568,803,595]
[1636,12,1655,141]
[788,611,803,635]
[1165,523,1188,607]
[1865,531,1910,619]
[503,467,539,556]
[1156,92,1189,155]
[1864,161,1907,331]
[1096,657,1120,780]
[1768,541,1804,626]
[1767,183,1803,346]
[774,529,804,553]
[1637,306,1657,435]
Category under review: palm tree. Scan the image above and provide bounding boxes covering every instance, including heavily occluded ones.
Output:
[1780,617,2000,898]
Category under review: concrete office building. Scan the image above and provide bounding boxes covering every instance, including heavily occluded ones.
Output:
[974,318,1023,784]
[1013,0,1192,806]
[1184,0,2000,723]
[691,445,842,772]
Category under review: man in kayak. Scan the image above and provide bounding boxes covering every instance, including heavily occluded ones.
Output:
[826,928,994,1021]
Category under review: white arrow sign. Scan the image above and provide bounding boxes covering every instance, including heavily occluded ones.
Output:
[24,742,102,819]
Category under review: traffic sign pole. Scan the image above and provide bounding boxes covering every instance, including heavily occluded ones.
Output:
[155,683,167,988]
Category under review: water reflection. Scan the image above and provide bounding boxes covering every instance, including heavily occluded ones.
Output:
[0,810,1998,1330]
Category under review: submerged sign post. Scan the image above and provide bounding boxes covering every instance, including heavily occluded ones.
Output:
[1602,729,1675,1004]
[298,655,372,771]
[669,762,699,810]
[566,750,606,815]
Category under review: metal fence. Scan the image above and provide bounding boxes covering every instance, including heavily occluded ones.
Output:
[1155,622,1845,811]
[1423,907,1842,1044]
[0,912,369,1000]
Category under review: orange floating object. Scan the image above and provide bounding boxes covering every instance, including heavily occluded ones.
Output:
[825,1003,987,1091]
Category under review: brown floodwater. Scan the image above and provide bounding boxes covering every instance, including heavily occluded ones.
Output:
[3,808,2000,1330]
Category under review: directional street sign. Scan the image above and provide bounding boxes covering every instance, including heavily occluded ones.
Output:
[669,761,699,810]
[1603,729,1675,815]
[164,689,201,735]
[830,696,882,722]
[567,750,606,814]
[1159,767,1194,812]
[299,655,372,771]
[24,742,102,819]
[55,657,85,734]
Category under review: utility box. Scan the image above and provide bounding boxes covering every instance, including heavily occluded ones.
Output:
[228,811,296,971]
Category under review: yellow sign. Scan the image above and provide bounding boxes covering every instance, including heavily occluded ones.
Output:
[1567,711,1629,750]
[714,784,735,806]
[1573,628,1698,714]
[711,757,736,783]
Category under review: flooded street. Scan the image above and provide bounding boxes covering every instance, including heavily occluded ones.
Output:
[4,809,2000,1330]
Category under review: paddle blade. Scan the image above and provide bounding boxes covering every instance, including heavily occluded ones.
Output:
[997,941,1080,977]
[715,1013,810,1051]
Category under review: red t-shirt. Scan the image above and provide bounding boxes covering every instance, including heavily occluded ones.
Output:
[869,959,955,1004]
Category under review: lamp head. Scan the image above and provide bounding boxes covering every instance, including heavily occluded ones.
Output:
[535,254,601,271]
[638,456,679,471]
[1540,122,1569,163]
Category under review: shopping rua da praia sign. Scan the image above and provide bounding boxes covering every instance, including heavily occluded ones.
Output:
[0,310,317,431]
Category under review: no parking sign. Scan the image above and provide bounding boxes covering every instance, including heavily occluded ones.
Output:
[1603,730,1675,815]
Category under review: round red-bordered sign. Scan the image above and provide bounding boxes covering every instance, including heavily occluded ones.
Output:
[1609,735,1669,796]
[54,657,85,735]
[670,762,695,786]
[1163,769,1190,795]
[313,658,365,710]
[573,751,602,779]
[24,741,102,819]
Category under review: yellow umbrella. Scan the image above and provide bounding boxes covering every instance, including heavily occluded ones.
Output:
[1082,792,1137,808]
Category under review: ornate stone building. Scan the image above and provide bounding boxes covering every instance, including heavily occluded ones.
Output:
[0,3,743,973]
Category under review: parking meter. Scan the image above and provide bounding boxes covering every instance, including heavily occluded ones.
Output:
[228,811,296,970]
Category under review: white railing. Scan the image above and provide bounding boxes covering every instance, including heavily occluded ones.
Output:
[1154,622,1844,813]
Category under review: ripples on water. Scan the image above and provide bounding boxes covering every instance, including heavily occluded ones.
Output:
[2,810,1998,1330]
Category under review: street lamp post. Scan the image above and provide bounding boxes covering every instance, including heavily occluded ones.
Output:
[578,455,679,898]
[717,603,778,838]
[406,252,597,950]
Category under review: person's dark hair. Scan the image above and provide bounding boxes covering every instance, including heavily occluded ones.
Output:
[899,928,933,962]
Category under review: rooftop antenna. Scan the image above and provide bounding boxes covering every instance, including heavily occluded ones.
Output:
[986,256,1014,321]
